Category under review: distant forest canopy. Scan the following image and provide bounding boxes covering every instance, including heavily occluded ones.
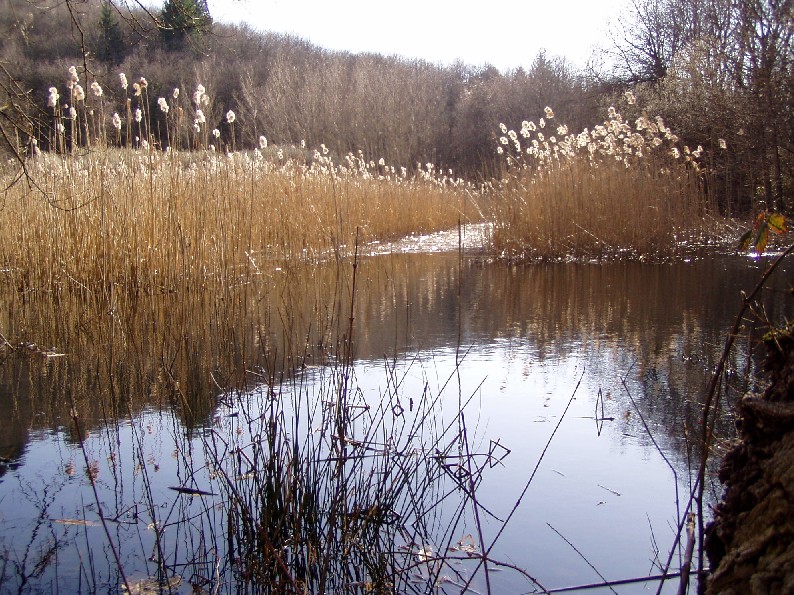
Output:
[0,0,790,214]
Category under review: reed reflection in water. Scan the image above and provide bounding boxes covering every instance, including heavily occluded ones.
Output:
[0,251,788,592]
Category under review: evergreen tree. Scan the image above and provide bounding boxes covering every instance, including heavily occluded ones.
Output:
[96,1,125,64]
[159,0,212,52]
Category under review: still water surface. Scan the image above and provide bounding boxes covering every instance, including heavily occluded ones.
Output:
[0,246,790,593]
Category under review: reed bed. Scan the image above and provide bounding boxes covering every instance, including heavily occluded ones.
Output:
[0,70,482,293]
[199,354,492,593]
[1,147,478,293]
[490,99,716,260]
[4,68,724,295]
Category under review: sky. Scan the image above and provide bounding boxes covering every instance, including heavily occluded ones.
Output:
[204,0,621,72]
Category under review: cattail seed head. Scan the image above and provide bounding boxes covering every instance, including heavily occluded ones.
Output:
[194,84,205,106]
[47,87,59,108]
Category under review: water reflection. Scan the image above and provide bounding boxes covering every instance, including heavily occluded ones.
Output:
[0,250,790,592]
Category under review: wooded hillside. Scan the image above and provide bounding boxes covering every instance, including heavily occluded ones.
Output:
[0,0,790,213]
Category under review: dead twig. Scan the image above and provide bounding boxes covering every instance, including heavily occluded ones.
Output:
[547,523,618,595]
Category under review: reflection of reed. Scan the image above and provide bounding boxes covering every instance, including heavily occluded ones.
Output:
[352,253,786,363]
[0,262,355,452]
[0,250,790,592]
[351,252,791,465]
[0,253,788,473]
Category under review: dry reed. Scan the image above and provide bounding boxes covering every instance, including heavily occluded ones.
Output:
[490,99,715,260]
[1,147,479,292]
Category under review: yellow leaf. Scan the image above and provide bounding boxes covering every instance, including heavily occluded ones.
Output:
[767,213,788,235]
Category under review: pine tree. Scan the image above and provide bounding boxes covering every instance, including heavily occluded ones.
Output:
[96,1,125,64]
[159,0,213,52]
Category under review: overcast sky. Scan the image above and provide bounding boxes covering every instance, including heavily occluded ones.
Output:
[204,0,621,71]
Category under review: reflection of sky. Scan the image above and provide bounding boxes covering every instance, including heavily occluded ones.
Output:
[1,341,689,592]
[351,347,689,592]
[1,252,790,591]
[0,412,226,591]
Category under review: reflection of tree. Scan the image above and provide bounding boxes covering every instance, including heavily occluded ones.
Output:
[0,262,352,455]
[351,253,791,470]
[0,253,789,476]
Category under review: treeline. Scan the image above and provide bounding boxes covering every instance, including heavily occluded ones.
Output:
[610,0,792,213]
[0,0,790,213]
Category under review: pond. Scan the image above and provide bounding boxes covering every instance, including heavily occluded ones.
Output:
[0,238,790,594]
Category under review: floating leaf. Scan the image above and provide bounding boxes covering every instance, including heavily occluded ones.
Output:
[415,545,433,562]
[456,534,478,555]
[51,518,99,526]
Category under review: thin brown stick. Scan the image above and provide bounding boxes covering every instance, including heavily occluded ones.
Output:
[547,523,618,595]
[460,369,586,594]
[462,413,492,594]
[546,571,683,593]
[678,513,696,595]
[69,406,132,593]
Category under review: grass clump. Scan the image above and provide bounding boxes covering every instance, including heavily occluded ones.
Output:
[490,98,715,261]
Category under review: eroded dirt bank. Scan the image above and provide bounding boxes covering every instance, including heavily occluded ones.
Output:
[705,324,794,594]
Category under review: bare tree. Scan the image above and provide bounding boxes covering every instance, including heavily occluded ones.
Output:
[608,0,696,82]
[609,0,792,212]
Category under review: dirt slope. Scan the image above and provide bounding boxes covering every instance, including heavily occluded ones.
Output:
[705,325,794,594]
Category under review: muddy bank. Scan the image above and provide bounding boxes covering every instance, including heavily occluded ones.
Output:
[705,324,794,594]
